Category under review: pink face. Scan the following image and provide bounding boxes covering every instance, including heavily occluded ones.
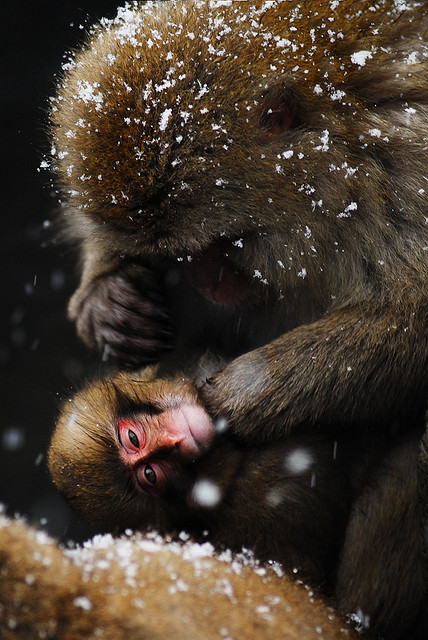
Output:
[118,403,215,496]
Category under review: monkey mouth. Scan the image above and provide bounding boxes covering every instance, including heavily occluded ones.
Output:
[186,239,251,305]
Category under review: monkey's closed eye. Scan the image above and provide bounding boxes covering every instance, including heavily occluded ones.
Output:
[256,90,297,144]
[260,105,294,138]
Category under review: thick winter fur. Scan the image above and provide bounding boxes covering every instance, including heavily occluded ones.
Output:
[0,515,362,640]
[49,367,428,639]
[50,367,359,588]
[49,0,428,441]
[47,1,428,639]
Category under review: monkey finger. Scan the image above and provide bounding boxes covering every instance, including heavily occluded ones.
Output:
[100,301,172,335]
[96,323,173,365]
[106,282,170,317]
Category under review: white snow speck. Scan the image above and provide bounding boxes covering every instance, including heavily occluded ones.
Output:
[338,201,358,218]
[330,89,346,101]
[75,80,104,111]
[253,270,269,285]
[191,479,222,508]
[214,416,229,433]
[159,108,173,131]
[281,150,294,160]
[316,130,330,152]
[73,596,92,611]
[350,50,373,67]
[2,427,25,451]
[284,448,313,474]
[406,51,419,65]
[368,128,382,138]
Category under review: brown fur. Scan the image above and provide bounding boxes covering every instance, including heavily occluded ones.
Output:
[337,436,427,640]
[47,1,428,639]
[49,0,428,442]
[49,367,427,639]
[49,367,357,588]
[0,514,362,640]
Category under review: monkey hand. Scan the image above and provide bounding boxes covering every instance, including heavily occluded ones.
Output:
[69,263,173,367]
[201,304,428,444]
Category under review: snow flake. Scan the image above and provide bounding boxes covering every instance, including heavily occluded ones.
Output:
[284,448,313,474]
[254,270,269,284]
[350,50,373,67]
[315,130,330,152]
[75,80,104,111]
[338,201,358,218]
[368,128,382,138]
[330,89,346,101]
[281,150,294,160]
[191,479,222,508]
[276,37,292,49]
[73,596,92,611]
[406,51,420,65]
[159,108,173,131]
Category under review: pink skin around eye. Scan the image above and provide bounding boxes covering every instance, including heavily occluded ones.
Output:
[118,419,147,458]
[117,404,215,495]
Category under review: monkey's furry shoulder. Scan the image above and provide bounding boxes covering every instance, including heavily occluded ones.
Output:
[48,0,428,442]
[0,514,361,640]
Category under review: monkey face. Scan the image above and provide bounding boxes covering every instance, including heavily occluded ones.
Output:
[48,370,217,530]
[116,401,214,496]
[50,0,427,295]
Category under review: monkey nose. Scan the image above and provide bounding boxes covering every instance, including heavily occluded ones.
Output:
[160,435,182,450]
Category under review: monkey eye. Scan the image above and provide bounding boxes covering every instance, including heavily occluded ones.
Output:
[143,464,157,485]
[128,429,140,448]
[260,105,294,139]
[135,460,168,496]
[117,419,145,454]
[256,89,297,145]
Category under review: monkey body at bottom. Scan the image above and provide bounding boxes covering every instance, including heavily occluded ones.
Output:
[49,365,427,639]
[0,514,364,640]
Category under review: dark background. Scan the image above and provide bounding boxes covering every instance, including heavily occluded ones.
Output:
[1,2,123,541]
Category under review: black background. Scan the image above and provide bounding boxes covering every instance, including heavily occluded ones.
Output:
[1,1,124,541]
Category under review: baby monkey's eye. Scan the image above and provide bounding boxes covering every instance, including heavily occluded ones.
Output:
[128,429,140,448]
[144,464,157,485]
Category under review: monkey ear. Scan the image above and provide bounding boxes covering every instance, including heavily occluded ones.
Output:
[256,89,296,144]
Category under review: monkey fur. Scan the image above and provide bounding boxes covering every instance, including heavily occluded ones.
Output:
[46,1,428,639]
[49,0,428,442]
[49,365,356,588]
[49,364,426,639]
[0,514,364,640]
